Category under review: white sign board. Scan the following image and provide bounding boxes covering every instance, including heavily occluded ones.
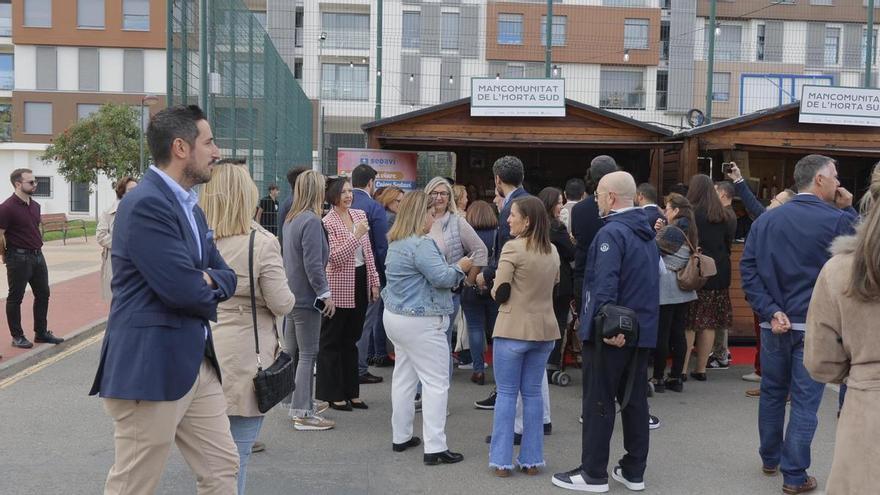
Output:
[470,78,565,117]
[799,85,880,127]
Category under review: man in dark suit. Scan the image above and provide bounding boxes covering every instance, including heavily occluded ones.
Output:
[351,164,389,384]
[90,105,239,495]
[636,182,663,229]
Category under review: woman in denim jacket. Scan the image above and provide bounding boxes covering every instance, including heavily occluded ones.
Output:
[383,191,473,466]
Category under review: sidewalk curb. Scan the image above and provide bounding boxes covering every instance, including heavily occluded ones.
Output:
[0,318,107,380]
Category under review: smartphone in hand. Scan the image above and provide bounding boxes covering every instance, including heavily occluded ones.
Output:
[313,297,327,312]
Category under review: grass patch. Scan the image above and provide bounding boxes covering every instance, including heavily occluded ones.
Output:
[42,220,98,243]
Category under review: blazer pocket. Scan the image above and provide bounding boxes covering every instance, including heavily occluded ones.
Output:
[497,304,511,313]
[130,311,183,328]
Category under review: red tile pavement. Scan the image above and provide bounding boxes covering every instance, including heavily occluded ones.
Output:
[0,271,109,361]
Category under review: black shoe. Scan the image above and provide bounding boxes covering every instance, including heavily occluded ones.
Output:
[681,373,688,382]
[690,371,707,381]
[372,356,394,368]
[424,450,464,465]
[392,436,422,452]
[359,372,383,384]
[11,336,33,349]
[474,390,497,410]
[34,331,63,344]
[664,378,684,392]
[544,422,552,435]
[652,379,666,393]
[350,399,368,410]
[329,401,353,411]
[552,468,609,492]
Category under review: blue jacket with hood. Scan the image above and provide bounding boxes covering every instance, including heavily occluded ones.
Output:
[740,194,857,326]
[579,207,660,348]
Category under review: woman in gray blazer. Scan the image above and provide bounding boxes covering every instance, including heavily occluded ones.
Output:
[283,170,337,431]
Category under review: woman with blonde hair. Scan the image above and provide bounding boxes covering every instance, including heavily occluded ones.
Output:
[199,162,296,494]
[383,191,471,465]
[453,184,469,214]
[282,170,336,431]
[424,177,488,375]
[805,165,880,495]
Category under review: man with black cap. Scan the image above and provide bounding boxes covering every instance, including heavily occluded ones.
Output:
[571,156,619,309]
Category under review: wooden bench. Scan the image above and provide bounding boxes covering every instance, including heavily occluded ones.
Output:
[40,213,88,245]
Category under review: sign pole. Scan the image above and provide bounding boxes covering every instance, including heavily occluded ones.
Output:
[705,0,717,123]
[867,0,875,88]
[544,0,553,77]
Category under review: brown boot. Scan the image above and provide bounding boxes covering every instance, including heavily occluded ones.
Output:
[782,476,817,494]
[471,372,485,385]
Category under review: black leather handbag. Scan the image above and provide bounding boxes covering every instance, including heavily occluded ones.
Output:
[593,303,640,347]
[248,230,295,414]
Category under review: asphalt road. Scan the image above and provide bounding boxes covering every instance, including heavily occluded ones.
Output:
[0,338,838,495]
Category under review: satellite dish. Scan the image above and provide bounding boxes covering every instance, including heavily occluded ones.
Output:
[686,108,705,128]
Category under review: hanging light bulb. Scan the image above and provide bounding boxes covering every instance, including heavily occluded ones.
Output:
[410,104,414,110]
[361,58,366,64]
[715,22,721,36]
[552,65,559,77]
[448,75,454,85]
[349,61,354,68]
[377,69,382,77]
[409,74,414,82]
[623,50,630,62]
[495,72,501,80]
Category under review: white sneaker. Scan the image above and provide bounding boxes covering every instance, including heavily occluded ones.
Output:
[648,415,661,430]
[292,415,335,431]
[458,363,474,370]
[742,372,761,383]
[611,466,645,491]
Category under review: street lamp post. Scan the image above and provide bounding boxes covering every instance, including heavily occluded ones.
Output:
[316,32,326,173]
[139,94,160,174]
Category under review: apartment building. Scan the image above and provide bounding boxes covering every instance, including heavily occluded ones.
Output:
[5,0,165,217]
[268,0,878,167]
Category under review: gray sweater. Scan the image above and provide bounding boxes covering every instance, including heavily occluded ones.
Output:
[659,245,698,305]
[283,212,330,310]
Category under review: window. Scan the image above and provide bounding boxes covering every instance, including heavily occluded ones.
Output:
[540,15,566,47]
[220,60,264,97]
[600,70,645,110]
[79,48,99,91]
[294,61,303,81]
[123,50,144,92]
[32,176,51,198]
[624,19,649,50]
[756,24,766,61]
[712,72,731,101]
[656,71,668,110]
[77,103,101,120]
[322,13,369,50]
[824,27,840,65]
[863,28,878,65]
[322,63,369,101]
[402,11,420,49]
[498,14,523,45]
[810,0,832,5]
[24,102,52,135]
[660,21,670,60]
[505,64,525,78]
[442,12,459,50]
[294,10,303,47]
[24,0,51,27]
[123,0,150,31]
[0,53,12,90]
[78,0,105,29]
[70,182,90,213]
[0,1,11,36]
[705,24,742,61]
[604,0,646,6]
[35,47,56,90]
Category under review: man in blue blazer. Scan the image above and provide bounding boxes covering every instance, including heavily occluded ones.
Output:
[741,154,856,495]
[90,105,239,495]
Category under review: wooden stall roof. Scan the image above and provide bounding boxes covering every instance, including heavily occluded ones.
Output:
[673,102,880,156]
[362,98,676,150]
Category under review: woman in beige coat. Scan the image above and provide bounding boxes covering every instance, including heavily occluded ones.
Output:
[199,162,295,495]
[805,168,880,495]
[95,177,137,300]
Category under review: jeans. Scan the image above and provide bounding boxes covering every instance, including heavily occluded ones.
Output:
[285,307,322,418]
[489,337,554,469]
[5,250,50,338]
[460,294,498,373]
[759,329,826,487]
[357,297,386,376]
[228,415,265,495]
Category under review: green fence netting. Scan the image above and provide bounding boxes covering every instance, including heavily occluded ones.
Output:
[168,0,313,196]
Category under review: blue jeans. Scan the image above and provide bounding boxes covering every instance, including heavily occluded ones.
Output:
[460,294,498,373]
[357,297,386,375]
[228,415,265,495]
[489,337,554,469]
[759,329,826,487]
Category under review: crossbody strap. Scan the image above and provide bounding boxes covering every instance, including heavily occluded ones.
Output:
[248,230,263,371]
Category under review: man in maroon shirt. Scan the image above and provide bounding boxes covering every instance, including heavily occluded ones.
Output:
[0,168,63,350]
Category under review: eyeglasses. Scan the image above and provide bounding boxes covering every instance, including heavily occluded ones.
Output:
[429,191,450,197]
[20,180,37,185]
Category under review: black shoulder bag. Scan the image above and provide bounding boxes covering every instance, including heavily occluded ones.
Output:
[249,229,295,413]
[587,304,641,416]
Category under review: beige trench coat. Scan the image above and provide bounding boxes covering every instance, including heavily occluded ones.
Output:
[805,236,880,495]
[213,222,295,417]
[95,201,118,301]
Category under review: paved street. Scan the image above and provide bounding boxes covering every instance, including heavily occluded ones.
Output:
[0,336,838,495]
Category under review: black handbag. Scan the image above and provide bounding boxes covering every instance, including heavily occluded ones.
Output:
[587,304,641,413]
[248,229,295,414]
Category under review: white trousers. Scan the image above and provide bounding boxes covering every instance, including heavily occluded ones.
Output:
[514,370,551,434]
[384,310,450,454]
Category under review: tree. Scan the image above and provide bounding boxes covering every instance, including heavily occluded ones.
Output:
[41,103,147,186]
